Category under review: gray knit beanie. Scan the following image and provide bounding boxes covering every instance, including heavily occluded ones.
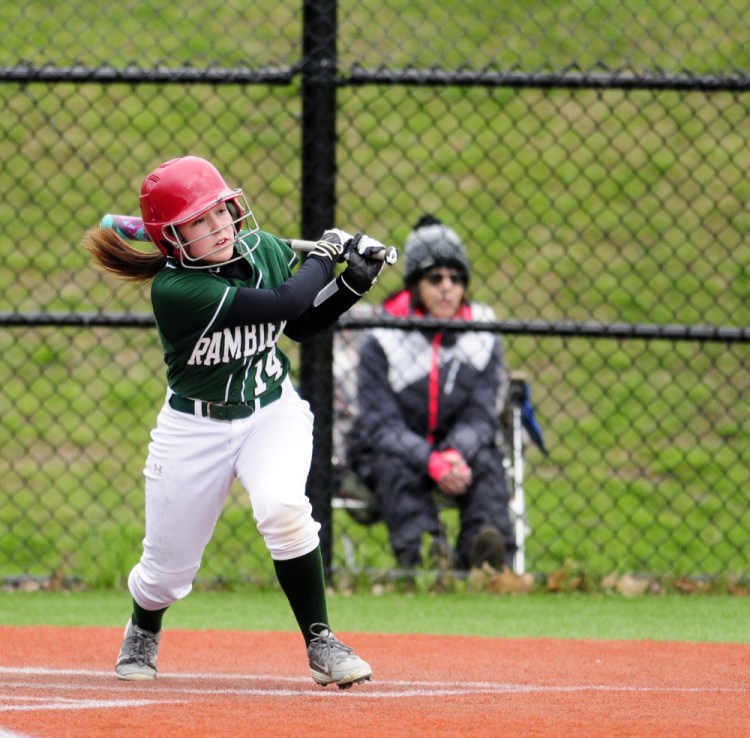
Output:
[403,215,470,287]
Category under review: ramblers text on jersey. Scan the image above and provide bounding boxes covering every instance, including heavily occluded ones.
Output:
[187,321,285,366]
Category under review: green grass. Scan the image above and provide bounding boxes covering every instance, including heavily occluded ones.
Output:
[3,1,748,72]
[1,590,748,643]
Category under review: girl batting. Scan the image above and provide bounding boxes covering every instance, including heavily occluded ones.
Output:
[84,155,386,689]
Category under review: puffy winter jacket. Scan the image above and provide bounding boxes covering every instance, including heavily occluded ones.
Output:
[347,290,505,472]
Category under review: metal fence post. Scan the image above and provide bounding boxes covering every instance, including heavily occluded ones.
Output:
[300,0,338,574]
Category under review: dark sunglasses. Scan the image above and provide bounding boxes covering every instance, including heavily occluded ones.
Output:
[424,271,464,286]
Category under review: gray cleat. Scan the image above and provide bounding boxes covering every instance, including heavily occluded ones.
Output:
[307,623,372,689]
[115,620,160,681]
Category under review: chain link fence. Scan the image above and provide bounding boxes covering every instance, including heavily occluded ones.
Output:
[1,1,748,589]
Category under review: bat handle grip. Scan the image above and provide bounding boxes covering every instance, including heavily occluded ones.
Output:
[100,214,150,242]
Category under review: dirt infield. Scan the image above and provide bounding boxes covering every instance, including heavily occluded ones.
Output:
[0,626,748,737]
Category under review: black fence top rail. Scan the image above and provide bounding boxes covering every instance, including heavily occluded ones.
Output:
[0,64,298,84]
[3,311,748,343]
[2,64,748,93]
[338,316,750,343]
[345,67,750,92]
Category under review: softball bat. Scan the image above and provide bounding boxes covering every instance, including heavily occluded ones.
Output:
[100,214,398,264]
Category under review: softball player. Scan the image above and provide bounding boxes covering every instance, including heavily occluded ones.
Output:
[84,155,385,689]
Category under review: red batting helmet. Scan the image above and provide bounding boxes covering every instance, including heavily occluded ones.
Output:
[139,156,259,267]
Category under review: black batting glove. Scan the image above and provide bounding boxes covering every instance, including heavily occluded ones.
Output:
[344,232,388,260]
[308,238,345,263]
[340,249,385,296]
[319,228,354,262]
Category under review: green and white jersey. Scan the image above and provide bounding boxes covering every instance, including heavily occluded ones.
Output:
[151,230,298,402]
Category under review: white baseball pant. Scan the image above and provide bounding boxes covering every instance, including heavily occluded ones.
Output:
[128,377,320,611]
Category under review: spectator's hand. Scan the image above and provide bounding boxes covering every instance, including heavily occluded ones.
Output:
[340,234,385,295]
[428,449,472,495]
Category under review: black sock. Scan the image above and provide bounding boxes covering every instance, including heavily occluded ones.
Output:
[273,547,329,645]
[131,599,169,634]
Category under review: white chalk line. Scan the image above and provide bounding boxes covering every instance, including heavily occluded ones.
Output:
[0,696,177,713]
[1,666,742,693]
[0,729,31,738]
[0,665,744,714]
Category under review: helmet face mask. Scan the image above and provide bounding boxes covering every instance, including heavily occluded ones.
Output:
[163,193,261,269]
[140,156,260,269]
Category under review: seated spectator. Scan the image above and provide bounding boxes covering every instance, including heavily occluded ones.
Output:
[347,215,515,571]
